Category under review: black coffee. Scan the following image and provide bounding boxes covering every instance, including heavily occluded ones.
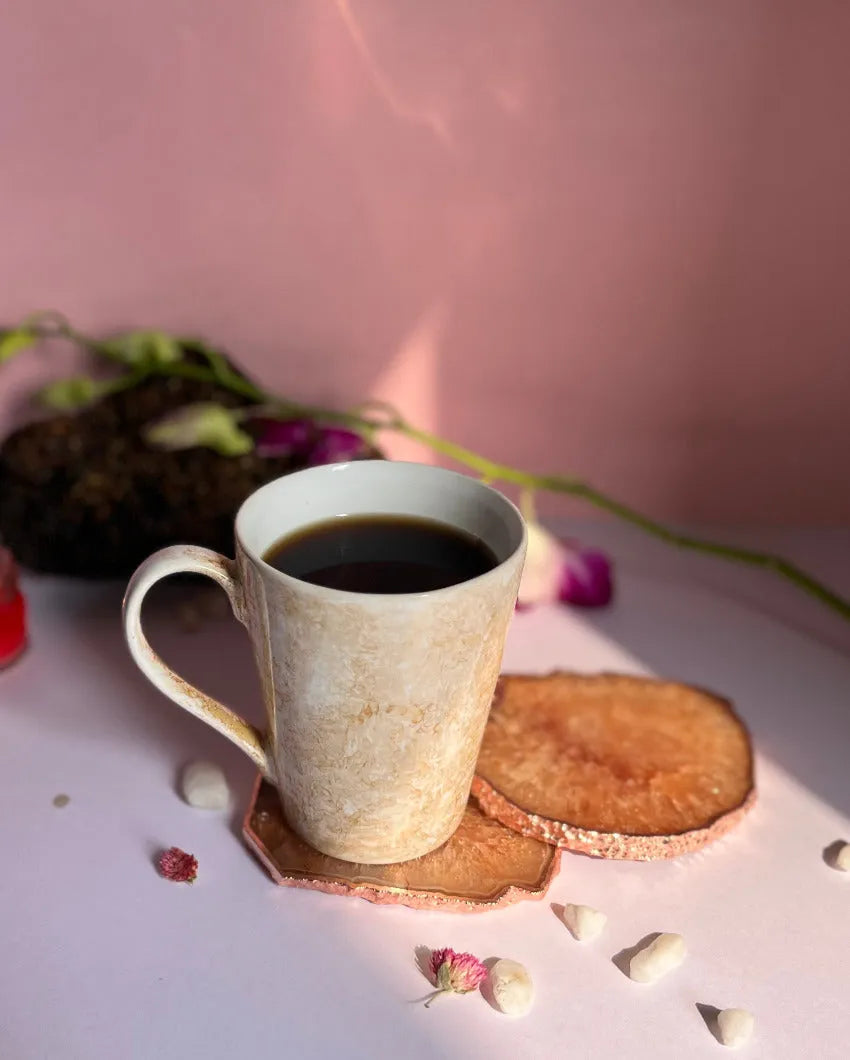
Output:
[263,514,498,593]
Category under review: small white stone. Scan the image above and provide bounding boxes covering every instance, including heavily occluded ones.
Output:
[833,842,850,871]
[716,1008,754,1048]
[488,959,534,1017]
[561,903,607,941]
[180,760,231,811]
[628,932,686,984]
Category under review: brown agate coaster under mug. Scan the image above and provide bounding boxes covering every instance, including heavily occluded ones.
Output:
[472,672,756,860]
[244,777,560,911]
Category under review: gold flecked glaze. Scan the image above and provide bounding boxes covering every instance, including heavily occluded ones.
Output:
[472,672,756,861]
[239,546,524,864]
[243,776,560,911]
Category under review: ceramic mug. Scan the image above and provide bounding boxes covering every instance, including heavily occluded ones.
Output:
[123,461,526,864]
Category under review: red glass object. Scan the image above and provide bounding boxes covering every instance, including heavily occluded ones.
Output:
[0,547,27,668]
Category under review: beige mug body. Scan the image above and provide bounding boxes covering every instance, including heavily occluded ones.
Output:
[123,461,526,864]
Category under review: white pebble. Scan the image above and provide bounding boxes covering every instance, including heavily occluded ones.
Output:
[180,760,231,810]
[833,842,850,871]
[562,903,607,941]
[628,932,686,984]
[488,959,534,1017]
[717,1008,754,1048]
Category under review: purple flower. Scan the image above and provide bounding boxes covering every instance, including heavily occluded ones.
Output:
[557,542,612,607]
[517,523,612,609]
[307,427,369,466]
[254,418,314,458]
[254,420,369,466]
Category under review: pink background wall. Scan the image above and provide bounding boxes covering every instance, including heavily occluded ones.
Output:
[1,1,848,522]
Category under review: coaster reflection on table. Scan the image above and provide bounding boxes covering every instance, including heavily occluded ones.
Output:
[243,777,561,912]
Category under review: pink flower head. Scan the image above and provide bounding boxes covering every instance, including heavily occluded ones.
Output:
[307,426,369,466]
[517,522,612,609]
[425,948,487,1007]
[157,847,198,883]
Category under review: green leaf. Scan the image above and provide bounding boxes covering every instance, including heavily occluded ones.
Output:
[145,331,182,365]
[0,328,37,363]
[38,375,113,411]
[144,402,254,457]
[102,330,182,366]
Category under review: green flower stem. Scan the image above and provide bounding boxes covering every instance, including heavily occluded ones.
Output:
[15,316,850,623]
[200,378,850,623]
[158,360,265,399]
[399,425,850,621]
[152,364,850,622]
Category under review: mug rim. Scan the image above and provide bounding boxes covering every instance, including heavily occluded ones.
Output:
[234,460,527,602]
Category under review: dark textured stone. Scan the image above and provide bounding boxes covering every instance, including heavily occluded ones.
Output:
[0,362,380,578]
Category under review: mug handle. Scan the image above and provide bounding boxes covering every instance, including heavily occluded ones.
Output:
[123,544,274,780]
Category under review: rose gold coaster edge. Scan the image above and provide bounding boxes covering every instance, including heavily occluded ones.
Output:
[242,775,561,912]
[471,774,757,861]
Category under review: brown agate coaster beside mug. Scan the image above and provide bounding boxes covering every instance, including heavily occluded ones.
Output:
[243,778,560,911]
[472,672,756,860]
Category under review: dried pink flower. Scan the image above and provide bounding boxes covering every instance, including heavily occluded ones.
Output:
[424,947,487,1007]
[157,847,198,883]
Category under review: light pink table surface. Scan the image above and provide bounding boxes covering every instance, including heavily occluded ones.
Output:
[2,527,849,1059]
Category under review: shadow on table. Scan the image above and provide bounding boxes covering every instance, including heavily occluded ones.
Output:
[31,578,266,845]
